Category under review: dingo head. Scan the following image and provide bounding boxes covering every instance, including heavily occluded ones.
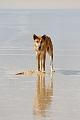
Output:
[33,34,46,52]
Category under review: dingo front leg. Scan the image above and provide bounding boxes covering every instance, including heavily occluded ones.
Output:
[37,54,40,71]
[42,54,46,72]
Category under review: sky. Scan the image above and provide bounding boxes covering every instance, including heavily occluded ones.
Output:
[0,0,80,9]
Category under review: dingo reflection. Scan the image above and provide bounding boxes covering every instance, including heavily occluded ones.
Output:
[33,73,53,116]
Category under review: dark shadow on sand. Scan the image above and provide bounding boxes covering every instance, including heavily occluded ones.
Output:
[58,70,80,76]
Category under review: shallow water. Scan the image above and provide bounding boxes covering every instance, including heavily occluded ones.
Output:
[0,9,80,120]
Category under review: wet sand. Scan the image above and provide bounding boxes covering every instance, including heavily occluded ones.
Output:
[0,53,80,120]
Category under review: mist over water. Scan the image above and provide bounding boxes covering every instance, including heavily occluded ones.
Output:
[0,9,80,120]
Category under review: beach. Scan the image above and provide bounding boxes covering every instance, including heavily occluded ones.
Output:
[0,9,80,120]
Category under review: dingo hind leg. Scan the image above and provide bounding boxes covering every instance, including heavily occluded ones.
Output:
[50,54,54,72]
[47,46,54,72]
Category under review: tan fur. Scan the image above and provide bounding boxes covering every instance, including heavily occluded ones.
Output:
[33,34,54,72]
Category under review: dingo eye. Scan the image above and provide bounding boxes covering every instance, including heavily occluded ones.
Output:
[36,40,39,43]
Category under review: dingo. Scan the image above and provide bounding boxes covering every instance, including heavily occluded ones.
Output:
[33,34,54,72]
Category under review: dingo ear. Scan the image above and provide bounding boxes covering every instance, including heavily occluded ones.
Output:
[33,34,38,40]
[42,35,46,40]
